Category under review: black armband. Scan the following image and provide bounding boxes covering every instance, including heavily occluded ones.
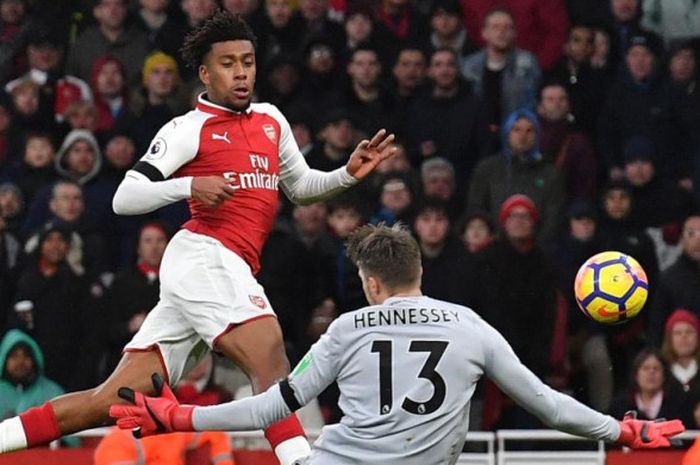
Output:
[132,161,166,182]
[278,379,302,411]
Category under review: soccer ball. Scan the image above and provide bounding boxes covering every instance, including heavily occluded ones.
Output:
[574,251,649,324]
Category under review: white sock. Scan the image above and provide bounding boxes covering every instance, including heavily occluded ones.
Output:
[273,436,311,465]
[0,417,28,453]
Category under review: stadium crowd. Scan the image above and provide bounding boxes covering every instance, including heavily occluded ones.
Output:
[0,0,699,439]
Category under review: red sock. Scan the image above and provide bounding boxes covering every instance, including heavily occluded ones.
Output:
[19,403,61,447]
[264,414,306,448]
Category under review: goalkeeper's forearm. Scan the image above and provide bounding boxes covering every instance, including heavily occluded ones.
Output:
[191,383,293,431]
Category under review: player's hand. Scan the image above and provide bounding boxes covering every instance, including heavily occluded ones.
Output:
[616,411,685,448]
[346,129,397,180]
[109,373,195,438]
[191,176,235,208]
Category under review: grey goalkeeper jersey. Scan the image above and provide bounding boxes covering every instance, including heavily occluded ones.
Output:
[193,295,621,465]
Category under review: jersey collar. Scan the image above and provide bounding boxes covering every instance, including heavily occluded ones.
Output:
[196,92,253,117]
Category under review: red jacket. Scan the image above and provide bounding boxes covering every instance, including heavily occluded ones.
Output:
[460,0,569,70]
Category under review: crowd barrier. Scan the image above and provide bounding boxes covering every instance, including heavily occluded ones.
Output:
[0,429,694,465]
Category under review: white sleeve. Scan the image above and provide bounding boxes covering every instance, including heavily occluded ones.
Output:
[112,170,192,215]
[112,113,207,215]
[481,321,621,442]
[191,322,342,431]
[270,104,359,205]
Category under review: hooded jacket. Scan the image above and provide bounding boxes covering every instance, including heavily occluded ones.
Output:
[467,109,565,243]
[0,329,64,420]
[54,129,103,186]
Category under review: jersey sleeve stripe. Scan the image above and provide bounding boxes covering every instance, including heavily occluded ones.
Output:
[132,161,166,182]
[278,379,302,411]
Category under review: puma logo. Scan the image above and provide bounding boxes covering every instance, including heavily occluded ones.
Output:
[212,131,231,144]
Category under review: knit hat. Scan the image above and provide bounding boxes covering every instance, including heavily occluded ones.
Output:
[142,52,179,86]
[623,135,655,164]
[665,309,700,335]
[499,194,539,226]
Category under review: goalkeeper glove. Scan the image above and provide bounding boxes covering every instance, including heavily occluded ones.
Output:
[617,411,685,448]
[109,373,195,438]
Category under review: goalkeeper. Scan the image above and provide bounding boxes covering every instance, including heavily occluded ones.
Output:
[111,224,684,465]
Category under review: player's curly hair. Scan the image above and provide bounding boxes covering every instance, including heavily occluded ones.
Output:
[347,223,422,290]
[180,10,258,69]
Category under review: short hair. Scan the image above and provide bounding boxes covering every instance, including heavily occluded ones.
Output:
[420,157,455,182]
[51,179,82,199]
[346,223,421,290]
[484,5,513,26]
[181,10,258,69]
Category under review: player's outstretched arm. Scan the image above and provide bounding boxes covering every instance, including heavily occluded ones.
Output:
[345,129,397,181]
[480,322,685,446]
[111,375,305,436]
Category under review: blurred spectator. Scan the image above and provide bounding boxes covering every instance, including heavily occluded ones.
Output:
[668,43,700,173]
[0,0,34,83]
[413,199,472,305]
[8,79,54,144]
[258,211,318,361]
[340,5,380,63]
[598,32,680,181]
[10,221,97,390]
[256,0,303,67]
[101,134,136,184]
[135,0,188,60]
[297,39,341,125]
[180,0,216,29]
[456,210,494,254]
[390,46,427,136]
[546,24,610,134]
[332,45,396,136]
[0,181,24,236]
[405,47,483,186]
[649,214,700,345]
[609,348,692,427]
[306,108,356,172]
[608,0,644,64]
[131,51,186,153]
[622,135,691,229]
[257,55,303,115]
[369,172,415,226]
[98,221,168,378]
[12,132,57,207]
[91,55,136,138]
[461,8,541,149]
[468,109,565,244]
[425,0,476,63]
[537,83,598,202]
[420,157,461,219]
[222,0,261,19]
[374,0,428,61]
[662,309,700,394]
[4,26,91,124]
[326,194,366,313]
[460,0,570,71]
[65,0,150,85]
[591,26,615,75]
[0,95,10,169]
[598,180,659,289]
[0,329,65,420]
[294,0,344,55]
[63,100,99,134]
[24,179,109,279]
[641,0,700,46]
[175,352,233,405]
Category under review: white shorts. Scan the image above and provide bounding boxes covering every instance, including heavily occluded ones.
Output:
[125,229,276,384]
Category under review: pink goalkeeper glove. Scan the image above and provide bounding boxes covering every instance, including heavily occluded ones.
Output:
[616,411,685,448]
[109,373,195,438]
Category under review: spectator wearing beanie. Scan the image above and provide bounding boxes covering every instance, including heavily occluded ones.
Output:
[662,309,700,395]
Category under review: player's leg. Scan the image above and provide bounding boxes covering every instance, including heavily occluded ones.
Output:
[215,316,310,465]
[0,350,165,453]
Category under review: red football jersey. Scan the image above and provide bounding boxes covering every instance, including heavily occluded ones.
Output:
[141,96,298,274]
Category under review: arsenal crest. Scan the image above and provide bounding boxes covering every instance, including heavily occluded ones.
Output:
[249,295,267,309]
[263,124,277,143]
